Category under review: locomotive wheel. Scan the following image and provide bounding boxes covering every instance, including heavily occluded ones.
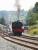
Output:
[12,30,16,36]
[13,31,22,36]
[17,32,22,36]
[18,32,22,36]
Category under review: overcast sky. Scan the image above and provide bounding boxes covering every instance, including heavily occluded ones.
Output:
[0,0,38,11]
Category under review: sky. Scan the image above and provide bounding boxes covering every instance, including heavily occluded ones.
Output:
[0,0,38,11]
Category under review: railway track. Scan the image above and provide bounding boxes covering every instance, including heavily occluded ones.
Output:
[0,31,38,50]
[21,35,38,41]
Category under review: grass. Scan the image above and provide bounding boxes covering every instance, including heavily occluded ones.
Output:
[28,25,38,36]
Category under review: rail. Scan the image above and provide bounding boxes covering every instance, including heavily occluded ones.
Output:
[0,31,38,50]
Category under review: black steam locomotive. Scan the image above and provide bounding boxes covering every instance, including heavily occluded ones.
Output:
[12,21,24,36]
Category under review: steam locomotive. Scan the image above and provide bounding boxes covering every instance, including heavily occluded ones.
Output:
[12,21,24,36]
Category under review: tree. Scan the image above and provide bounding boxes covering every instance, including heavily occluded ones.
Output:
[33,2,38,23]
[27,2,38,26]
[33,2,38,13]
[27,9,36,25]
[0,17,6,25]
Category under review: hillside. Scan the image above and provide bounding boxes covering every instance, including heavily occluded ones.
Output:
[0,10,27,25]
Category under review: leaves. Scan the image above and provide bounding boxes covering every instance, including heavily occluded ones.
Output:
[27,2,38,26]
[0,17,6,25]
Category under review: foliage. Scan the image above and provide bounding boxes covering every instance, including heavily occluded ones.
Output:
[27,2,38,26]
[33,2,38,13]
[28,25,38,36]
[0,17,6,25]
